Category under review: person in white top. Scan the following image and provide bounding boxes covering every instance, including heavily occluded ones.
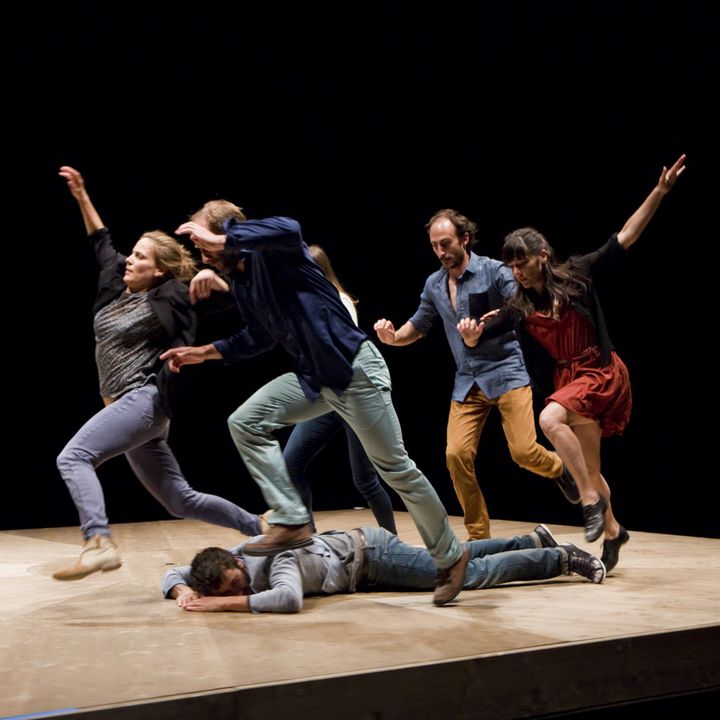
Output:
[281,245,398,533]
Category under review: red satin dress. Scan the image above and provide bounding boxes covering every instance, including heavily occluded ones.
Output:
[524,307,632,437]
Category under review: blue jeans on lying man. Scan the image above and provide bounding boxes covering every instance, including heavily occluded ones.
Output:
[359,526,563,590]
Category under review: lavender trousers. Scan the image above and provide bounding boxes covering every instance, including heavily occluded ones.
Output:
[56,384,260,540]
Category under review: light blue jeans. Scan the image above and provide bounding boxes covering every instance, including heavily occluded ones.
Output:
[228,341,462,569]
[57,384,261,540]
[283,411,397,533]
[361,527,564,590]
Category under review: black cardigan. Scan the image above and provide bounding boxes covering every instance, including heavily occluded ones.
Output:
[90,227,196,417]
[481,234,628,399]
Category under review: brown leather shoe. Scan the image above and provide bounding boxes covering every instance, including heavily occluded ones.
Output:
[432,546,470,606]
[243,522,314,556]
[52,535,122,580]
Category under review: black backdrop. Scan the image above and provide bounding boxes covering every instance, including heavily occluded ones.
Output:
[3,2,718,538]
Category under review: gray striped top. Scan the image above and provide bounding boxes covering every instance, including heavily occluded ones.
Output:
[94,291,166,400]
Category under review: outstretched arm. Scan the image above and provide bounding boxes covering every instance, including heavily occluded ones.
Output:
[373,319,423,347]
[181,594,251,612]
[159,343,223,372]
[58,166,105,235]
[166,580,250,612]
[617,154,686,250]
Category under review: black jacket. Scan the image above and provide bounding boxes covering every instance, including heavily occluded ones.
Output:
[90,227,197,417]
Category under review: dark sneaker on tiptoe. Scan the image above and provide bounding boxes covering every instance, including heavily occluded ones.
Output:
[555,466,581,504]
[582,496,607,542]
[601,526,630,573]
[562,543,606,584]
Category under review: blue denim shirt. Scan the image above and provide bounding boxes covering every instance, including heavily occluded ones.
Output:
[212,216,367,401]
[408,252,530,401]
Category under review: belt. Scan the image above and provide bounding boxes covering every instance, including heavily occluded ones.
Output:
[556,344,601,367]
[348,527,369,592]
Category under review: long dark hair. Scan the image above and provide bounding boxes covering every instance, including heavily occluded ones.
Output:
[308,244,358,306]
[501,227,589,319]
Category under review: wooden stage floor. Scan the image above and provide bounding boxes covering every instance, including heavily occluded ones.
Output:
[1,510,718,720]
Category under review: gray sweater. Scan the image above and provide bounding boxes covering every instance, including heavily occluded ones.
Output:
[162,534,355,613]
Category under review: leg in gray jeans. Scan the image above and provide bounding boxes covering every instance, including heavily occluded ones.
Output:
[57,384,260,539]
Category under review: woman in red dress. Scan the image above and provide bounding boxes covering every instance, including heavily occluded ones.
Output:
[459,154,686,572]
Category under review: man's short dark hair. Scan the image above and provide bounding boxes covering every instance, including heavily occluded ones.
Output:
[425,209,478,249]
[190,546,238,596]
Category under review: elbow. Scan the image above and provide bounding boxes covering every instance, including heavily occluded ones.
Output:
[280,589,304,613]
[285,592,303,613]
[280,217,301,235]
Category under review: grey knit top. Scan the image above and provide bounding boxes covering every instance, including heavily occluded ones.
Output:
[94,291,167,400]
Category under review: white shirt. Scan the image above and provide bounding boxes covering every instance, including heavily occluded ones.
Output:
[339,292,358,326]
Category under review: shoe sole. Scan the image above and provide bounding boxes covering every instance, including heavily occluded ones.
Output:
[536,524,559,548]
[52,559,122,581]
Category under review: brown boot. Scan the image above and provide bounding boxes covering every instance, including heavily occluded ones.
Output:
[432,546,470,606]
[243,522,314,556]
[52,535,122,580]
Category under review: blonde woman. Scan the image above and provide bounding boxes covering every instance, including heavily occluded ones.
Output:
[53,167,262,581]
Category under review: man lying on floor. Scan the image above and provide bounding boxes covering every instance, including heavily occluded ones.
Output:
[161,525,605,613]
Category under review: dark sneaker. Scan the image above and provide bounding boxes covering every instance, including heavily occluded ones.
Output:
[533,524,559,548]
[563,543,606,584]
[243,522,314,556]
[555,466,581,504]
[582,496,607,542]
[432,546,470,606]
[601,526,630,572]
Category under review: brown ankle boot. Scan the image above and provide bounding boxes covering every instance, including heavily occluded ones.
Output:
[243,522,314,556]
[432,546,470,606]
[52,535,122,580]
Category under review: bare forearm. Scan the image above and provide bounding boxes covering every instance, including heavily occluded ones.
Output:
[218,595,251,612]
[388,321,423,346]
[201,343,223,361]
[617,185,667,249]
[198,343,222,360]
[617,154,686,249]
[76,192,105,235]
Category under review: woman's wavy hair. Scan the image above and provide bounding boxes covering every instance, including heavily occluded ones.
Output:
[308,244,358,306]
[142,230,198,283]
[501,227,589,318]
